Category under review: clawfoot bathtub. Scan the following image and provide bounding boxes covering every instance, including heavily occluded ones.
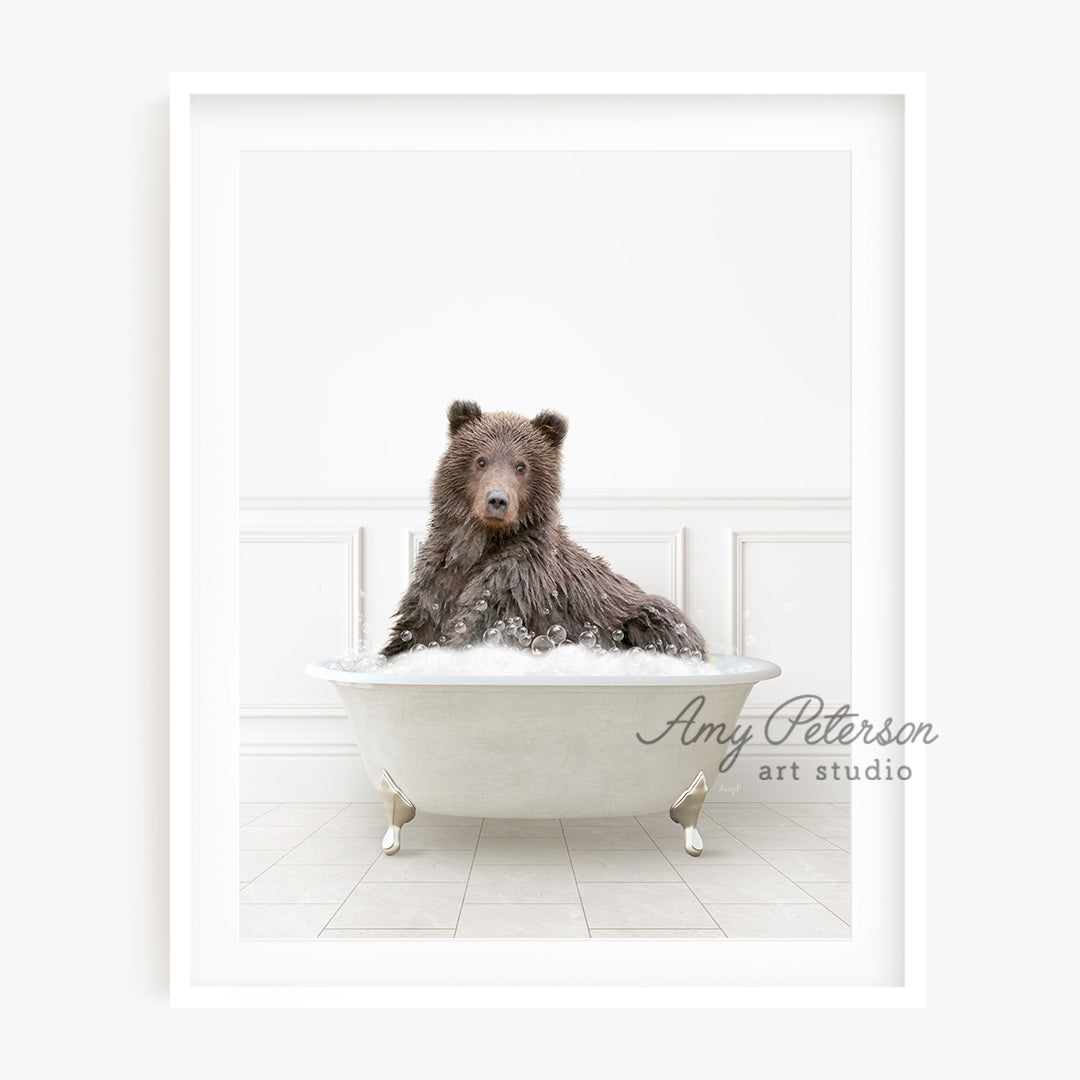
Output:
[305,656,780,857]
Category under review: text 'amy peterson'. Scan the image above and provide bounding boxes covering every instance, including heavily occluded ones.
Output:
[635,694,937,773]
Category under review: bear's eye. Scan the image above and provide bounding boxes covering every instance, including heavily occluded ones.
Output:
[476,458,486,469]
[516,463,526,474]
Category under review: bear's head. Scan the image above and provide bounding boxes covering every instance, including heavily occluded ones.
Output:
[432,400,569,533]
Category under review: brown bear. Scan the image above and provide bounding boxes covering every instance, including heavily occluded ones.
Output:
[381,400,709,659]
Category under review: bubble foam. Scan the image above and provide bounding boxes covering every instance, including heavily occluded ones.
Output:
[327,644,760,678]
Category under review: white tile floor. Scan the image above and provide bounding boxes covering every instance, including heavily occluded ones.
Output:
[239,801,851,939]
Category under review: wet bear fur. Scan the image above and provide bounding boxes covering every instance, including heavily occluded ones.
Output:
[381,400,709,659]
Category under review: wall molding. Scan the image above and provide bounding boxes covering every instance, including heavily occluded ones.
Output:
[240,526,364,651]
[739,702,852,723]
[239,527,363,716]
[241,487,851,510]
[732,529,851,715]
[240,704,345,721]
[407,529,423,578]
[732,529,851,651]
[242,744,363,757]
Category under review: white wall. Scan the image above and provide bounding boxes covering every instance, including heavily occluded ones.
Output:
[239,146,850,491]
[223,97,854,801]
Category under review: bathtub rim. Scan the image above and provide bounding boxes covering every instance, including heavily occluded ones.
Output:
[304,654,781,687]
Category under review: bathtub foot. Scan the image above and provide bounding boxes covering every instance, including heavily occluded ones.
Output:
[669,771,709,857]
[377,770,416,856]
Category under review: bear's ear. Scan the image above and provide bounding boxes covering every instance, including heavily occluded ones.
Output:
[447,400,483,435]
[532,409,568,448]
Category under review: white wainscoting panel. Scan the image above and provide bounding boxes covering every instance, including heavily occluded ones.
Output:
[239,491,849,802]
[239,528,363,710]
[734,531,851,713]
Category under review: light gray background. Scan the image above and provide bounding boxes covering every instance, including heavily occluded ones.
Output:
[2,3,1071,1076]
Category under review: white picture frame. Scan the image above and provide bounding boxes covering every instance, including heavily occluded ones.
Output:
[171,72,925,1007]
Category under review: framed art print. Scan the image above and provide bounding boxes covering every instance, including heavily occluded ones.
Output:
[171,73,925,1006]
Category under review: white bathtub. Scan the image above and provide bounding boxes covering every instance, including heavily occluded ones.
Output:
[305,656,780,856]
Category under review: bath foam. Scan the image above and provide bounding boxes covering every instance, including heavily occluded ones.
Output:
[326,643,758,678]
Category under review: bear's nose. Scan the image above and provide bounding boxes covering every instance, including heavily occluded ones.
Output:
[486,491,509,516]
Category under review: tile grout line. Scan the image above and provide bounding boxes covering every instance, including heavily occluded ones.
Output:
[453,818,485,938]
[646,815,722,928]
[237,801,285,828]
[244,803,378,933]
[254,899,846,909]
[753,803,851,919]
[244,802,852,938]
[641,815,727,934]
[317,801,443,936]
[561,818,591,938]
[239,807,344,891]
[792,881,853,927]
[317,866,382,937]
[655,807,845,932]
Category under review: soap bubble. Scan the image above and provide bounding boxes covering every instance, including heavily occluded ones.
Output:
[542,608,550,616]
[475,600,488,612]
[411,644,426,653]
[612,629,624,643]
[666,644,678,656]
[455,621,467,634]
[399,630,413,642]
[579,630,597,649]
[495,620,506,632]
[432,602,440,611]
[482,589,491,598]
[368,642,727,680]
[463,643,474,650]
[548,625,567,645]
[675,623,687,636]
[483,628,502,646]
[645,643,657,653]
[680,648,691,658]
[438,636,447,644]
[600,592,608,600]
